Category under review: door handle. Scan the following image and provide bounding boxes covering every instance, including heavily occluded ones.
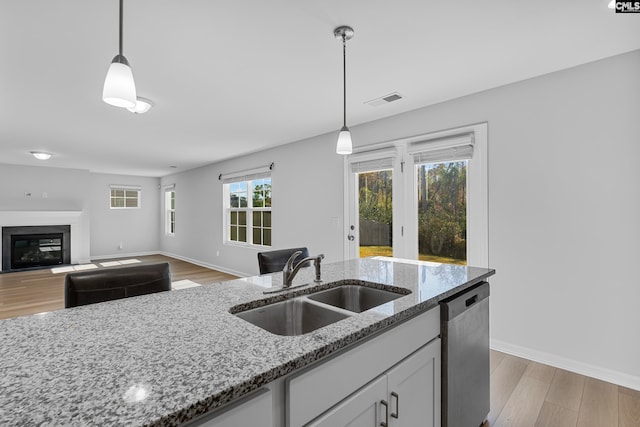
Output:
[380,399,389,427]
[390,391,399,419]
[348,224,355,241]
[347,224,356,242]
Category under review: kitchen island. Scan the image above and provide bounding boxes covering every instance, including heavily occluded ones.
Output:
[0,257,494,426]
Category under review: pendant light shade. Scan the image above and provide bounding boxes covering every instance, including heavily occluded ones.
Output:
[103,0,136,108]
[103,55,136,108]
[334,26,354,155]
[336,125,353,155]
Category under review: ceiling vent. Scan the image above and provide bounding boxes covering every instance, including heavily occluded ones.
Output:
[365,92,405,107]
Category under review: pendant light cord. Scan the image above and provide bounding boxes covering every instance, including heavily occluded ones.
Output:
[119,0,124,56]
[342,34,347,127]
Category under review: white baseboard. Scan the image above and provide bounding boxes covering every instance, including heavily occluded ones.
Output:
[90,251,159,261]
[158,251,250,278]
[491,339,640,391]
[90,251,250,278]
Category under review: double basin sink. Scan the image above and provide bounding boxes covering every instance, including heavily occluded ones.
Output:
[232,281,410,336]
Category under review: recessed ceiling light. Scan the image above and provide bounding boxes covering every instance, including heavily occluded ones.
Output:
[127,97,153,114]
[30,151,52,160]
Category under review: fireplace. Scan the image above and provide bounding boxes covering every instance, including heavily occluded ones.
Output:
[2,225,71,272]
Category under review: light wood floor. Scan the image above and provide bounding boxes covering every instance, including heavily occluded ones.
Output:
[488,350,640,427]
[2,256,638,426]
[0,254,238,320]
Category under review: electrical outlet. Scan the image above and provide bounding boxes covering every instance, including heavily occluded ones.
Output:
[118,242,123,250]
[216,250,220,256]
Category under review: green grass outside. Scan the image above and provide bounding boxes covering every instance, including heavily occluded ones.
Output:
[359,246,466,266]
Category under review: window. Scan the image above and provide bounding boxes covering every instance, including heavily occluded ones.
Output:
[110,185,141,209]
[224,174,271,247]
[165,188,175,235]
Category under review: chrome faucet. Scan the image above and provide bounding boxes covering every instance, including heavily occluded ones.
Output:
[283,251,325,288]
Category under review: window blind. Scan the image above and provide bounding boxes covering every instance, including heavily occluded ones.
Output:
[109,184,142,190]
[221,165,272,184]
[408,132,474,164]
[348,147,397,173]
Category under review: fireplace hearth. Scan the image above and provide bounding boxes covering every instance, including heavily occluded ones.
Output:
[2,225,71,272]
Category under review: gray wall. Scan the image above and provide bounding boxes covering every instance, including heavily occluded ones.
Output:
[89,173,160,258]
[0,164,89,211]
[162,50,640,388]
[160,138,344,276]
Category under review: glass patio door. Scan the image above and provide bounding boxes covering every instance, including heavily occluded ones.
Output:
[346,148,402,260]
[415,160,468,265]
[357,169,393,257]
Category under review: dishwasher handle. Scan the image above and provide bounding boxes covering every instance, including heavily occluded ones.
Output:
[440,281,490,321]
[465,294,478,307]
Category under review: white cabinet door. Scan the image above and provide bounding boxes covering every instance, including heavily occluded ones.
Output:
[387,338,441,427]
[307,376,387,427]
[288,307,440,427]
[308,339,441,427]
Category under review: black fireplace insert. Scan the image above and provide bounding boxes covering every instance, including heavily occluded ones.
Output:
[2,225,71,272]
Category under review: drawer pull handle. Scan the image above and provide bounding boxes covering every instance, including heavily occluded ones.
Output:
[391,391,399,419]
[465,294,478,307]
[380,399,389,427]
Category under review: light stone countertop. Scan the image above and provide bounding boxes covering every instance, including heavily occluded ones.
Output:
[0,257,494,426]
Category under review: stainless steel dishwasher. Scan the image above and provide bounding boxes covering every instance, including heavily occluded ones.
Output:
[440,281,490,427]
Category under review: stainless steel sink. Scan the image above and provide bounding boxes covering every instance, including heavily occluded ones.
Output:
[233,282,410,336]
[234,298,350,336]
[307,285,405,313]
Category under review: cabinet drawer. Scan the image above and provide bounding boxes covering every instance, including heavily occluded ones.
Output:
[287,307,439,427]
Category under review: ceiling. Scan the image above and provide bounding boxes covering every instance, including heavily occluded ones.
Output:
[1,0,638,177]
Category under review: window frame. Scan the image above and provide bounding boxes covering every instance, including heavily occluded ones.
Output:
[109,185,141,209]
[223,174,272,248]
[165,188,175,236]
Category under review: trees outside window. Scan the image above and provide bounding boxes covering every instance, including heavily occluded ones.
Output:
[416,161,467,264]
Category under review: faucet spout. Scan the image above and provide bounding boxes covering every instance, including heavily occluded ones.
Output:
[282,253,325,288]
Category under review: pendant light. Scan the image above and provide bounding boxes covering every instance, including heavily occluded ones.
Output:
[334,26,354,155]
[102,0,137,108]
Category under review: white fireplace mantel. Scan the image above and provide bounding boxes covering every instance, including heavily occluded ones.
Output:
[0,210,90,270]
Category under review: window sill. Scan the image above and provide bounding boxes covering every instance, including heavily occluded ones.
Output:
[224,241,271,250]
